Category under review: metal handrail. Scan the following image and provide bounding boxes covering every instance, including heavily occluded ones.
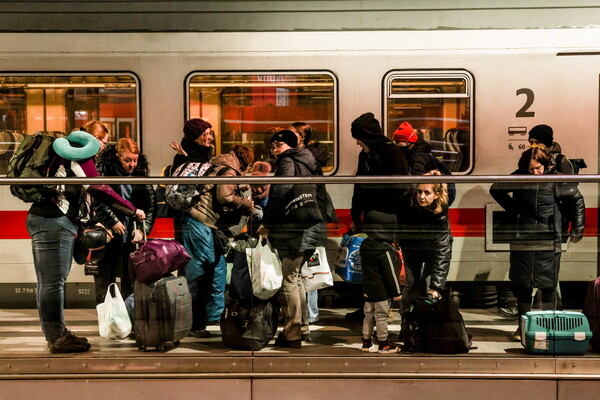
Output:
[0,174,597,186]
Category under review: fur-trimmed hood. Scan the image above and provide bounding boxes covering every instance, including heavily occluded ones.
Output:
[97,144,150,176]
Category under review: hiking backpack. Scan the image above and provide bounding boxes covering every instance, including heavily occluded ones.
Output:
[6,133,58,203]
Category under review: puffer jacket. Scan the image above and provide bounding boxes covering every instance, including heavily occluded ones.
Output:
[405,140,437,175]
[361,238,402,302]
[189,151,252,230]
[351,136,409,228]
[263,147,322,254]
[489,169,585,288]
[93,145,156,235]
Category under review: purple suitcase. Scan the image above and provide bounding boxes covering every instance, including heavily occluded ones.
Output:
[582,277,600,353]
[130,239,191,284]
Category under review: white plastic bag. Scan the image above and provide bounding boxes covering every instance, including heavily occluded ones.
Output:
[301,246,334,292]
[96,283,132,339]
[246,240,283,300]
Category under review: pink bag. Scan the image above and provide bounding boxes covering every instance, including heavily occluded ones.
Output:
[130,239,191,284]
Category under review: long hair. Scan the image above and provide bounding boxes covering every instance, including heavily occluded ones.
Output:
[518,147,550,173]
[415,170,449,214]
[290,122,314,146]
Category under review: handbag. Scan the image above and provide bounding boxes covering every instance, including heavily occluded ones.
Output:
[334,233,367,283]
[246,240,283,301]
[73,224,108,265]
[96,283,132,340]
[301,246,333,292]
[283,161,323,224]
[129,221,192,284]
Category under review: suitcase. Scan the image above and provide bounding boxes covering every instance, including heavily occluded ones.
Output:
[521,310,592,355]
[220,298,278,351]
[582,277,600,353]
[134,275,192,352]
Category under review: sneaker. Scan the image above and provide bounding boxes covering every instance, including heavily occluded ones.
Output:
[189,329,211,338]
[512,328,522,342]
[361,338,375,352]
[377,342,400,354]
[48,331,91,354]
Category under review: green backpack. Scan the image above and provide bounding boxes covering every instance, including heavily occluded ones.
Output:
[7,134,58,203]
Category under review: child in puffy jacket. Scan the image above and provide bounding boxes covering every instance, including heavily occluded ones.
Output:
[359,211,402,354]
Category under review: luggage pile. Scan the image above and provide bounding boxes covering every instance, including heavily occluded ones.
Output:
[129,225,193,352]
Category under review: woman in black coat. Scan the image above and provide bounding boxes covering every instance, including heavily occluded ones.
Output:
[397,171,453,312]
[93,138,156,304]
[489,147,585,339]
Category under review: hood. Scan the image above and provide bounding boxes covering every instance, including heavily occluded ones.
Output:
[210,151,245,175]
[280,146,320,174]
[409,140,432,155]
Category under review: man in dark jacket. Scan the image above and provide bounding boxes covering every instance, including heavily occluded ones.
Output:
[393,121,437,175]
[259,130,322,349]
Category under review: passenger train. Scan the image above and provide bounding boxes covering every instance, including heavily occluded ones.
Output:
[0,28,599,308]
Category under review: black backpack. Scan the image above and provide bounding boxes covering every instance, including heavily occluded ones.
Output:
[401,296,472,354]
[7,134,58,203]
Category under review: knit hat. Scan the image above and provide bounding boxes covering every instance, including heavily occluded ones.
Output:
[528,124,553,148]
[271,129,298,148]
[251,161,272,176]
[393,121,417,143]
[183,118,212,141]
[351,112,382,140]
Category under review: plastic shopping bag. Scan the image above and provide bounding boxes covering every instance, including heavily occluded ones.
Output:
[301,246,334,292]
[96,283,132,339]
[334,233,367,283]
[246,240,283,300]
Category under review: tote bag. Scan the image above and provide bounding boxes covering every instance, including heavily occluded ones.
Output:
[246,240,283,300]
[301,246,334,292]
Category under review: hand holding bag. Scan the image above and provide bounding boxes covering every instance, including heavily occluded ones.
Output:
[301,246,333,292]
[246,239,283,300]
[97,283,132,340]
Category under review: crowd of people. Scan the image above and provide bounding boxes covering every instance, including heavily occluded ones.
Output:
[24,114,585,354]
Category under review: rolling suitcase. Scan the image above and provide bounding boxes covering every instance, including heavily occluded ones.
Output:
[134,275,192,352]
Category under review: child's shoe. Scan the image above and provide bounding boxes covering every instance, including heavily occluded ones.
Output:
[360,338,375,352]
[377,341,400,354]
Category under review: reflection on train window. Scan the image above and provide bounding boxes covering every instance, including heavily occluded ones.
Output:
[0,74,139,175]
[384,71,473,173]
[187,72,337,172]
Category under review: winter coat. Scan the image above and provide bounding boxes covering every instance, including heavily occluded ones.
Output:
[489,169,585,289]
[548,142,574,175]
[351,136,410,228]
[360,238,402,302]
[94,144,156,235]
[263,147,322,254]
[189,151,252,230]
[396,194,453,292]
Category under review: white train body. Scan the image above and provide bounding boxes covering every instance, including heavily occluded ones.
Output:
[0,29,598,305]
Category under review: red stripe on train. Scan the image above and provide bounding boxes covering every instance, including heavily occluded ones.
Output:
[1,208,597,240]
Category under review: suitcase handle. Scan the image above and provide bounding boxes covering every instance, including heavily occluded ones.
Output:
[133,220,148,249]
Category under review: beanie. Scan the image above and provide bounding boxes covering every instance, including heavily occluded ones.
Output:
[271,129,298,148]
[528,124,553,148]
[251,161,272,176]
[351,112,382,141]
[393,121,417,143]
[183,118,212,141]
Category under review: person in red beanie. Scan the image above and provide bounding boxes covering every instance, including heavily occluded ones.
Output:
[393,121,441,175]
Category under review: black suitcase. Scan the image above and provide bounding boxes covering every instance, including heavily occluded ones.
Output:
[134,275,192,352]
[221,298,278,351]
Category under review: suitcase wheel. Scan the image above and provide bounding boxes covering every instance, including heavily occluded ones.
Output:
[158,341,177,353]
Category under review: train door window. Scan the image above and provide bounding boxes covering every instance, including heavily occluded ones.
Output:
[187,72,337,172]
[0,73,139,174]
[384,71,473,173]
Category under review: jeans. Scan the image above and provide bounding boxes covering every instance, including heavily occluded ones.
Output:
[306,290,319,323]
[27,213,78,342]
[182,215,226,328]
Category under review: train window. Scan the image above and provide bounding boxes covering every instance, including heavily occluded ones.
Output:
[187,72,337,172]
[0,73,139,175]
[384,71,473,174]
